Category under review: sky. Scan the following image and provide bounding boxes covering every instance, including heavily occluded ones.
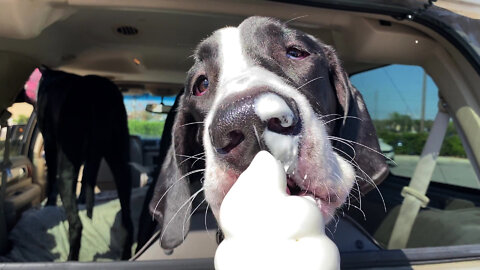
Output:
[350,64,439,120]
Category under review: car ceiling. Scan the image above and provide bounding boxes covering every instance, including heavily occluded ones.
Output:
[0,0,459,109]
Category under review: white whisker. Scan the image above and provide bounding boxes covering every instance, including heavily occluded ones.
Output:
[253,125,264,150]
[318,113,341,120]
[161,188,204,243]
[177,152,206,166]
[152,168,205,221]
[325,225,334,238]
[179,121,205,128]
[283,15,309,25]
[349,204,366,220]
[322,115,362,126]
[329,138,356,160]
[183,197,207,240]
[296,76,323,91]
[333,213,340,233]
[330,136,395,165]
[204,202,216,241]
[351,158,386,212]
[191,154,206,168]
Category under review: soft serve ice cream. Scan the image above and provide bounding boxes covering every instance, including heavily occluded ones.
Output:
[214,151,340,270]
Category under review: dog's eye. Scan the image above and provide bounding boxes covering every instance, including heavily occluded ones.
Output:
[193,76,209,96]
[286,47,310,60]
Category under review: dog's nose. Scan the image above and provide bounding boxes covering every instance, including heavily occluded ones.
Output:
[209,91,300,171]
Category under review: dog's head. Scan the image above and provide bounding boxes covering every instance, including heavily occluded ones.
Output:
[150,16,388,250]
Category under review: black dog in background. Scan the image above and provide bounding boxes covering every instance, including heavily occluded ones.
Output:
[22,67,133,260]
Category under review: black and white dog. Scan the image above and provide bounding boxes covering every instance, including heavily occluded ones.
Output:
[143,16,388,251]
[23,68,133,260]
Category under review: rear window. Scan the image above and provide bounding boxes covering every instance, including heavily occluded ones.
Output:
[123,94,175,138]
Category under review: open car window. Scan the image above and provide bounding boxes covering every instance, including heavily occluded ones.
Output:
[351,64,480,190]
[347,64,480,255]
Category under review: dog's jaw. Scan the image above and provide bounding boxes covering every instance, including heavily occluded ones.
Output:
[202,26,356,223]
[288,124,355,218]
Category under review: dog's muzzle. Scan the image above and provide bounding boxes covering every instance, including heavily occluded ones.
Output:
[209,89,301,172]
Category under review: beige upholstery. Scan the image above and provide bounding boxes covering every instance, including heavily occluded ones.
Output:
[375,202,480,248]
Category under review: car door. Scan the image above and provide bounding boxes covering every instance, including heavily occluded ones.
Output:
[0,102,42,243]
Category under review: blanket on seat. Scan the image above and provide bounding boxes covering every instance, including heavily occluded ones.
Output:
[0,187,147,262]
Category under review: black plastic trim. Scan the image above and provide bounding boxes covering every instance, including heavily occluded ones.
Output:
[3,245,479,270]
[342,245,480,269]
[0,259,215,270]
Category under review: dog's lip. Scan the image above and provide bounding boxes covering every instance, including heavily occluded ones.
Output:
[286,174,335,205]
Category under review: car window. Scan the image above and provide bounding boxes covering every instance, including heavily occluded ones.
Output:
[0,102,33,161]
[123,94,175,138]
[351,64,480,190]
[0,102,33,189]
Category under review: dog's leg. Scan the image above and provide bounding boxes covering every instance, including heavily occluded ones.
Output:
[77,182,86,204]
[81,154,101,219]
[44,139,58,206]
[56,148,82,261]
[106,147,133,260]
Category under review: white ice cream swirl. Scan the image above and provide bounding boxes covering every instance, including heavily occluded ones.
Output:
[214,151,340,270]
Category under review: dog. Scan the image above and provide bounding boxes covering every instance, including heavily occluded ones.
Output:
[141,16,388,252]
[23,67,133,260]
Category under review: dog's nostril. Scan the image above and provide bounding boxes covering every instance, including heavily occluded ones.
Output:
[267,116,299,135]
[216,130,245,154]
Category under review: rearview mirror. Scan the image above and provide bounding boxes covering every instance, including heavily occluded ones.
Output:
[145,103,171,114]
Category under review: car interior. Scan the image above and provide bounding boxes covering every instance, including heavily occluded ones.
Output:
[0,0,479,268]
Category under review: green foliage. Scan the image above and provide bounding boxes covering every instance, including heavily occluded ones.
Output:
[378,130,428,155]
[128,119,165,137]
[441,135,466,157]
[13,114,29,125]
[375,113,466,158]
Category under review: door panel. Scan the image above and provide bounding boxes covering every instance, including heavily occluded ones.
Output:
[1,155,40,229]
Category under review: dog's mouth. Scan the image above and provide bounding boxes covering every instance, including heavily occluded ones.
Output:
[285,172,337,212]
[207,95,353,222]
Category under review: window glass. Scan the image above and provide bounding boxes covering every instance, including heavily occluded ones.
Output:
[0,102,33,161]
[123,94,175,138]
[351,64,480,190]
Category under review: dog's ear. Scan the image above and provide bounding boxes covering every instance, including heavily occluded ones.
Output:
[324,45,389,194]
[148,91,202,251]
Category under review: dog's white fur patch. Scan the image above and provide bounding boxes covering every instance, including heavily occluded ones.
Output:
[218,27,248,77]
[254,93,294,127]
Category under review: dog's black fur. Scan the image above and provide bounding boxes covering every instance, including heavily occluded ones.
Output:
[24,68,133,260]
[137,17,388,252]
[136,92,183,252]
